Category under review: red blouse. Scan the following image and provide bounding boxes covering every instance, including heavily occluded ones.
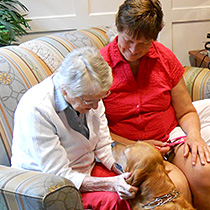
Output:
[100,36,185,142]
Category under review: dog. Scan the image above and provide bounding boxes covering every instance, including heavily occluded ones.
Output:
[112,141,195,210]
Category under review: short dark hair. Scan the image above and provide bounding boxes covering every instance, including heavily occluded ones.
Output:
[116,0,164,40]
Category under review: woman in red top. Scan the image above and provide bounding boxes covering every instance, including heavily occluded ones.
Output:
[101,0,210,209]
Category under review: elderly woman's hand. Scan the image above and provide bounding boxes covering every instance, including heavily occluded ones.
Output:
[110,172,138,200]
[80,172,138,199]
[111,163,138,199]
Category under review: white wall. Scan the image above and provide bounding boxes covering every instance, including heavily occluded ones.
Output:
[20,0,210,66]
[20,0,124,42]
[160,0,210,66]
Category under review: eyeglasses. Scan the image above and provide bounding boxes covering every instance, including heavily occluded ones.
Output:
[80,90,111,105]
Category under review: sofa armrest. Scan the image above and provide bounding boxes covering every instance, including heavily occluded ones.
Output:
[0,165,83,210]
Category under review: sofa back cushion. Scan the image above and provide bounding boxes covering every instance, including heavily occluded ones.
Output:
[0,46,52,166]
[20,27,109,72]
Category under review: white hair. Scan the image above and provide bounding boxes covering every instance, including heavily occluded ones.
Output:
[56,46,113,98]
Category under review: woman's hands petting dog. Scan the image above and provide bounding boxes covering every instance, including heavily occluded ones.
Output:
[112,163,138,200]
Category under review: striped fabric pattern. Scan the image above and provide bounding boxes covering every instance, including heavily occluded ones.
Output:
[0,47,53,167]
[20,27,109,73]
[183,66,210,101]
[0,166,83,210]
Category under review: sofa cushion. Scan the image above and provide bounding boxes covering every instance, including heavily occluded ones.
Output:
[0,166,83,210]
[0,46,52,166]
[184,66,210,101]
[20,26,109,73]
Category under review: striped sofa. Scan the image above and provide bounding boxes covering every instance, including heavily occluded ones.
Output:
[0,26,210,210]
[184,66,210,100]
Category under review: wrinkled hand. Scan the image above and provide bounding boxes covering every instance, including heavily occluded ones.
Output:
[111,172,138,200]
[183,135,210,166]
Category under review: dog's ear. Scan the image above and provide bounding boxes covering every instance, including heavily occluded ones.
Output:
[126,168,148,187]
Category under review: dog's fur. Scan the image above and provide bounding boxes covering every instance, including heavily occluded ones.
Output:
[112,141,195,210]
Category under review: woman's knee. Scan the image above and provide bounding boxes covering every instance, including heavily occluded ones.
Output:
[189,163,210,189]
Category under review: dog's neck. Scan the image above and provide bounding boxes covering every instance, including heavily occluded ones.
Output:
[130,168,176,209]
[140,189,180,209]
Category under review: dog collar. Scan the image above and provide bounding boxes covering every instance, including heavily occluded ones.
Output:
[141,189,180,209]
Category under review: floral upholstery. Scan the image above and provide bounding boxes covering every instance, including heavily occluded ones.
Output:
[0,46,53,168]
[0,26,109,210]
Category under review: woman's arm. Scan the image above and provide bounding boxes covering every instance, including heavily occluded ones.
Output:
[110,132,170,154]
[110,132,135,145]
[171,77,210,165]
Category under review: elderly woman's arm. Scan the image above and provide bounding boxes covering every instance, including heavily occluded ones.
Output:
[171,77,210,165]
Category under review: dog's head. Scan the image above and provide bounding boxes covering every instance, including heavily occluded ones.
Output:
[123,141,165,187]
[119,141,195,210]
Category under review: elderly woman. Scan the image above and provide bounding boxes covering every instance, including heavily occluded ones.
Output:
[11,46,137,210]
[100,0,210,209]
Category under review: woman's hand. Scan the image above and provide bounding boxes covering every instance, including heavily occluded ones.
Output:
[183,135,210,166]
[111,163,138,199]
[143,139,171,155]
[110,172,138,199]
[80,172,138,200]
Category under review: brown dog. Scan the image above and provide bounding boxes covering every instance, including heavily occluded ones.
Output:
[112,141,195,210]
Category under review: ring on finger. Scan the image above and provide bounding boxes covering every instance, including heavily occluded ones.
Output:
[203,146,208,150]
